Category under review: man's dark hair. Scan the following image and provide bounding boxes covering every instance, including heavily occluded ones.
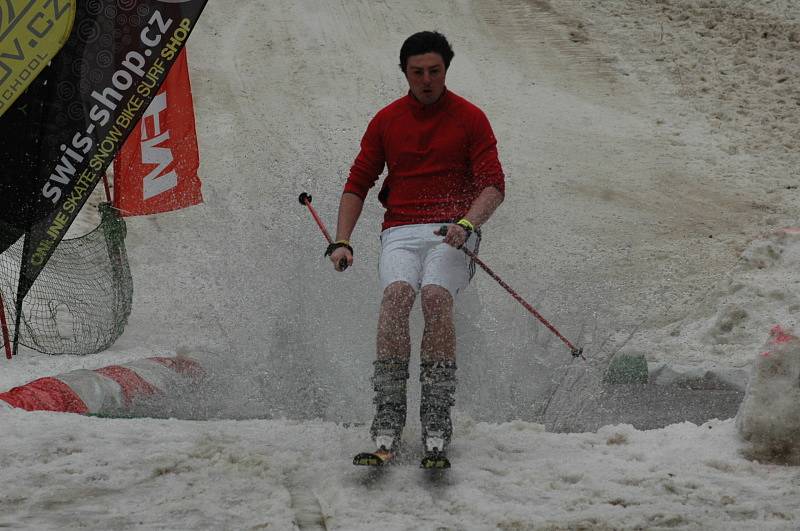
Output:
[399,31,455,73]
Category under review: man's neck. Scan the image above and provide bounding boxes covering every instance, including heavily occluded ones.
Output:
[408,87,448,107]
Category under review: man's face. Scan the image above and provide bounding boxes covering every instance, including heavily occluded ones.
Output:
[405,53,447,105]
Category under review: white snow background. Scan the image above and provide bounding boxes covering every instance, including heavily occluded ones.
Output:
[2,1,800,529]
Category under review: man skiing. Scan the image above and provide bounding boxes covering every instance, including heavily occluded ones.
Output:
[328,31,505,466]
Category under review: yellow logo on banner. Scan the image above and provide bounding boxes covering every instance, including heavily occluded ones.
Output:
[0,0,75,118]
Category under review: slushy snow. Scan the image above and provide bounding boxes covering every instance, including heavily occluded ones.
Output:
[2,0,800,529]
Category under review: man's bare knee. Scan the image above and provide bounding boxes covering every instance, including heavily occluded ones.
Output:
[381,281,416,317]
[420,284,453,320]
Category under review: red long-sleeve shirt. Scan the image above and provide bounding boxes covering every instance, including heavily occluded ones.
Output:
[345,88,505,230]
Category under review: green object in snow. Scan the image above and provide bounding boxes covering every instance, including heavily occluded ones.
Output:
[605,354,649,384]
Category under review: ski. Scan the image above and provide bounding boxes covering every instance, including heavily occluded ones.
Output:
[353,448,396,466]
[420,450,450,469]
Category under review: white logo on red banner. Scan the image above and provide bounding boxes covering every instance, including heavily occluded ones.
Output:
[114,49,202,216]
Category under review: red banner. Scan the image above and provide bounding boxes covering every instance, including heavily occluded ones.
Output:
[113,49,202,216]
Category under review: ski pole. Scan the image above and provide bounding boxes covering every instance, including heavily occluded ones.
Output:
[299,192,349,271]
[440,226,584,359]
[0,290,11,359]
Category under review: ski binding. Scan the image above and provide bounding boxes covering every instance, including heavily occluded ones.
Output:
[353,435,397,466]
[420,435,450,469]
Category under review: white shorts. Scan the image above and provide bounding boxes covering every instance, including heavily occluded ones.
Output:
[379,223,480,297]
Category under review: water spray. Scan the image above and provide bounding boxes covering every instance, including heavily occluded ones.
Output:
[440,225,584,359]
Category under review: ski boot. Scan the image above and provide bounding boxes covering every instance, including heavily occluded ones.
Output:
[419,360,456,469]
[354,358,409,466]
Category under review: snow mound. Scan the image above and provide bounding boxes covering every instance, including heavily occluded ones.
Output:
[736,325,800,465]
[619,228,800,371]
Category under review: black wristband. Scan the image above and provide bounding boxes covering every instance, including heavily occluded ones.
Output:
[325,241,353,257]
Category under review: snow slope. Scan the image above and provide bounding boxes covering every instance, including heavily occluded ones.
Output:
[2,0,799,528]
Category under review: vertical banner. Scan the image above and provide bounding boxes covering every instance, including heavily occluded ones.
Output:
[0,0,209,306]
[113,48,202,216]
[0,64,49,246]
[0,0,76,119]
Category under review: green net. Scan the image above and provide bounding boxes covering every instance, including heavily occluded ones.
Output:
[0,203,133,355]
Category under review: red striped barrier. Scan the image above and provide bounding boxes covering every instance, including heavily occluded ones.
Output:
[0,356,204,415]
[0,377,88,413]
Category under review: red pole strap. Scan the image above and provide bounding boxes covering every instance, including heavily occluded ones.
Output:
[0,291,12,359]
[462,246,584,359]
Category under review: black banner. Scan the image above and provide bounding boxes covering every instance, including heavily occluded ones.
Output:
[0,65,48,251]
[0,0,208,303]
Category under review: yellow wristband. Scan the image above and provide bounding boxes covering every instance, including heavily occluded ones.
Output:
[456,218,474,232]
[335,239,350,246]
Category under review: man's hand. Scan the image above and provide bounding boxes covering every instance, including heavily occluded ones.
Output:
[328,244,353,272]
[435,224,470,249]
